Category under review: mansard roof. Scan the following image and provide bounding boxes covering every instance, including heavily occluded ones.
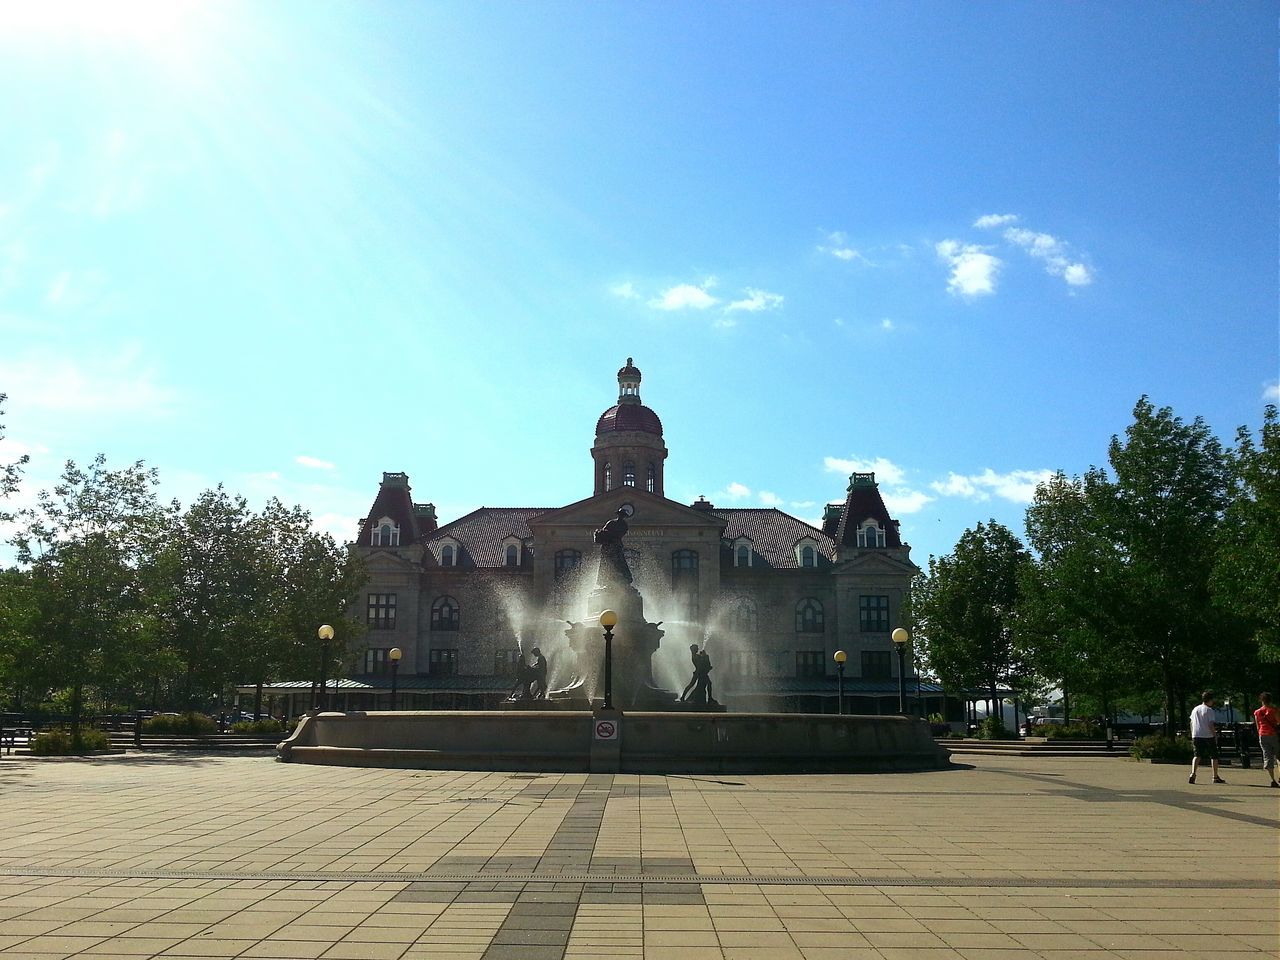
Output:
[832,473,903,548]
[428,507,548,568]
[356,473,422,547]
[712,509,836,569]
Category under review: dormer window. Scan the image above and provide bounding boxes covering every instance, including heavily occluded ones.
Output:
[857,520,886,548]
[502,537,523,568]
[436,538,460,567]
[371,517,400,547]
[795,537,820,568]
[732,538,753,568]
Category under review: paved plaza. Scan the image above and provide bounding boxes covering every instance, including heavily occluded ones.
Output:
[0,752,1275,960]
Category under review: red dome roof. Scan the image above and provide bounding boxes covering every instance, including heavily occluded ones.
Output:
[596,403,663,436]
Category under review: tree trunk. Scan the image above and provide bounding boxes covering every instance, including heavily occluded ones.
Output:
[253,681,263,721]
[1161,662,1177,736]
[1063,686,1071,725]
[70,680,83,743]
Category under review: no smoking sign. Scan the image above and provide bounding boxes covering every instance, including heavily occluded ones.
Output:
[594,719,618,741]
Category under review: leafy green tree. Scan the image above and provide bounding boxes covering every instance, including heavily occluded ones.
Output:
[915,521,1034,712]
[0,394,27,518]
[1213,404,1280,663]
[10,456,166,735]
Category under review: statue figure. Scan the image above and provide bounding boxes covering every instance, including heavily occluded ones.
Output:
[679,643,716,705]
[506,648,550,702]
[593,504,634,586]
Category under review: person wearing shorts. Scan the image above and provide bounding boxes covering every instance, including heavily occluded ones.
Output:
[1188,691,1225,785]
[1252,692,1279,788]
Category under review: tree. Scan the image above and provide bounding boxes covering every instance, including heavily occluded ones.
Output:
[10,456,166,737]
[0,394,27,518]
[915,521,1034,714]
[1213,404,1280,664]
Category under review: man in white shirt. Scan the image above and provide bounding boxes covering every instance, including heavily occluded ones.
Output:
[1188,691,1226,785]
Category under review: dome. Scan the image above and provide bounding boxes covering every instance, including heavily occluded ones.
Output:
[618,357,642,381]
[596,403,663,437]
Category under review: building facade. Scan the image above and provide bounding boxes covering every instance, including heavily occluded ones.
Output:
[345,359,923,713]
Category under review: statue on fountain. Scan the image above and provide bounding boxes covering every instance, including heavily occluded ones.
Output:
[506,647,549,702]
[593,504,635,586]
[679,644,717,705]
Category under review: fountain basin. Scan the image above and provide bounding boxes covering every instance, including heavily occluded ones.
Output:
[277,710,951,773]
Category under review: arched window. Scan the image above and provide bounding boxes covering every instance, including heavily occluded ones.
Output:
[732,598,757,633]
[554,549,582,580]
[604,461,612,491]
[505,544,519,567]
[623,460,636,487]
[800,545,816,567]
[857,521,885,548]
[737,545,750,567]
[440,544,455,567]
[796,598,824,633]
[672,549,699,616]
[671,549,698,578]
[646,462,656,493]
[431,596,460,631]
[371,518,400,547]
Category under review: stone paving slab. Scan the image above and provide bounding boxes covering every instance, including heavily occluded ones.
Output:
[0,752,1275,958]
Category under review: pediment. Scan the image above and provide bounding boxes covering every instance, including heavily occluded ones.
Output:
[364,547,423,572]
[529,488,726,535]
[832,549,919,578]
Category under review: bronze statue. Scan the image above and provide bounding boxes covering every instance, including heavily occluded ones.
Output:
[679,644,716,705]
[593,504,635,586]
[506,647,550,702]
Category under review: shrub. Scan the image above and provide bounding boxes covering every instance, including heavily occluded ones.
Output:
[1042,721,1105,741]
[230,718,287,734]
[31,727,112,755]
[1131,733,1194,762]
[975,716,1014,740]
[142,711,218,735]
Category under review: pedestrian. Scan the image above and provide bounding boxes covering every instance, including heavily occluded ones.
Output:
[1252,692,1279,789]
[1188,691,1226,785]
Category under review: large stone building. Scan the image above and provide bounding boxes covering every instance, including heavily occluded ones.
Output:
[340,359,928,713]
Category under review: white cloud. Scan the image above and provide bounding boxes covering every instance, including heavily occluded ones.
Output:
[46,269,107,309]
[649,279,719,311]
[1003,227,1093,287]
[723,481,751,500]
[758,490,782,507]
[881,489,934,514]
[824,455,906,486]
[974,213,1018,229]
[880,318,895,331]
[817,230,869,263]
[930,468,1055,504]
[725,288,783,314]
[0,346,175,416]
[936,240,1001,297]
[790,500,816,509]
[610,281,640,300]
[295,455,335,471]
[1263,381,1280,402]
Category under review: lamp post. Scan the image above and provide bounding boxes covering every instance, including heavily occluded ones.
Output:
[833,650,847,716]
[317,624,335,711]
[599,610,618,710]
[891,627,910,715]
[389,647,402,710]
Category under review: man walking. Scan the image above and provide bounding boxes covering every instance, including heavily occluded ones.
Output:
[1252,692,1279,788]
[1188,691,1226,785]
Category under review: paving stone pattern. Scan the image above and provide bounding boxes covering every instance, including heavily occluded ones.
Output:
[0,753,1275,959]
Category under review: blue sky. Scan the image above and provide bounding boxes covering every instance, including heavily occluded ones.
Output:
[1,0,1276,565]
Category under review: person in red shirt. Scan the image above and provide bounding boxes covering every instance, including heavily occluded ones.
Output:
[1252,692,1279,789]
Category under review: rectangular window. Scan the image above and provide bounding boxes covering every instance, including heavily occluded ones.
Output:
[363,648,391,675]
[429,649,458,676]
[861,650,892,680]
[367,593,397,630]
[795,650,825,679]
[726,650,765,676]
[859,595,889,633]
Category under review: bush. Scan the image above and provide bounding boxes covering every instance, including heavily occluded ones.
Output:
[1042,721,1105,741]
[31,727,112,755]
[230,718,287,734]
[142,711,218,735]
[1131,733,1194,762]
[975,716,1014,740]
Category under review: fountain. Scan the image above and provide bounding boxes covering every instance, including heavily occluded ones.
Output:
[278,504,950,773]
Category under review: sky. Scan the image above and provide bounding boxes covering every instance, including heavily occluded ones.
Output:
[0,0,1276,566]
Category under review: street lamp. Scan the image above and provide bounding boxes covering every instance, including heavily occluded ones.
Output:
[599,609,618,710]
[833,650,847,716]
[389,647,402,711]
[891,627,910,715]
[317,624,335,711]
